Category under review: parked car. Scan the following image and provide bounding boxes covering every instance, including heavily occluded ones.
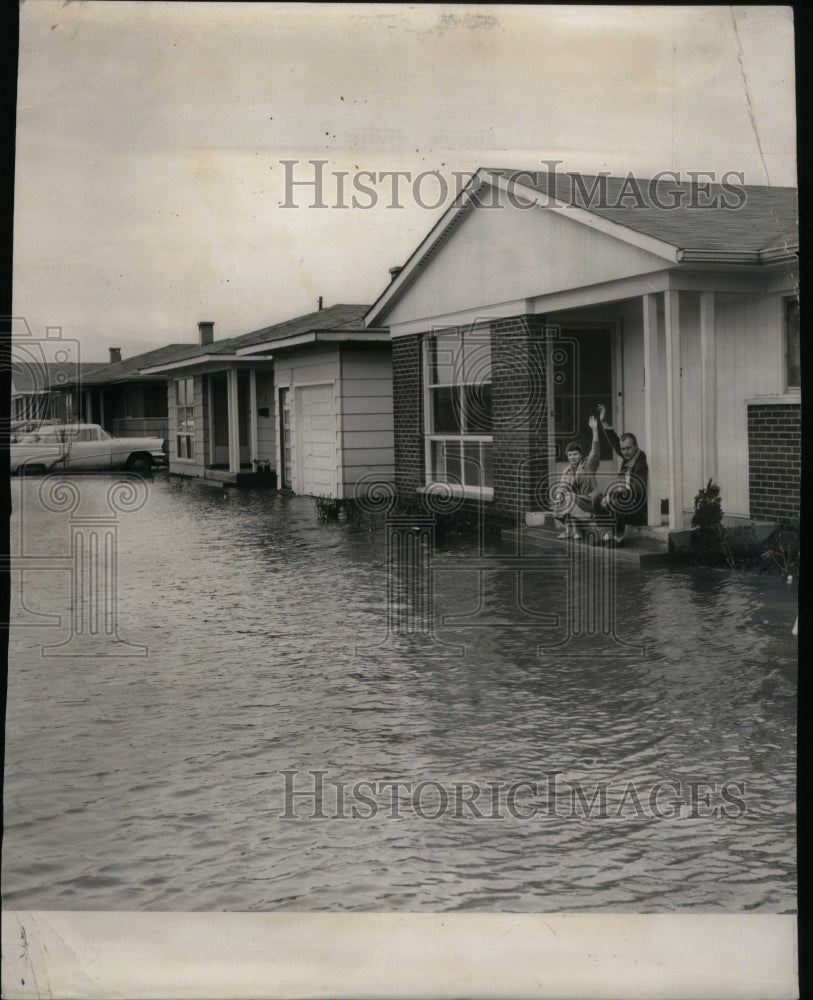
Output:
[9,419,61,442]
[10,424,166,475]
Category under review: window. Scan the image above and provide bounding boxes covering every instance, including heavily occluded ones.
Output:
[175,377,195,459]
[279,388,292,488]
[784,297,800,389]
[425,326,493,494]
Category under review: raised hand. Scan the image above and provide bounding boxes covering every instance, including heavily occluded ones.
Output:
[598,403,606,422]
[588,414,598,430]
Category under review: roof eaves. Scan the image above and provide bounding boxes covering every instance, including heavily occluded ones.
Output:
[140,353,249,375]
[236,326,389,356]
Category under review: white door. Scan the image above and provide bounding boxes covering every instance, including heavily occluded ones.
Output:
[295,384,335,496]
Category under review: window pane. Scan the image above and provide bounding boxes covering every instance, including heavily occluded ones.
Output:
[446,440,462,482]
[431,440,445,481]
[461,329,492,382]
[463,440,482,487]
[430,333,458,384]
[463,383,492,433]
[431,386,462,434]
[481,441,494,487]
[786,298,800,388]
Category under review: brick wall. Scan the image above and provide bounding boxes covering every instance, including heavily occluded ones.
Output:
[392,334,425,502]
[747,402,800,524]
[391,319,551,522]
[491,316,549,522]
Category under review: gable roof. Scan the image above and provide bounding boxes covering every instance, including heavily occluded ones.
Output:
[365,168,798,326]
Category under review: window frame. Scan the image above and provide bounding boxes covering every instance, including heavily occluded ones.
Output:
[175,377,195,460]
[422,325,494,499]
[783,295,800,391]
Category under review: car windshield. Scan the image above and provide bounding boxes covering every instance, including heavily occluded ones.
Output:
[98,428,112,440]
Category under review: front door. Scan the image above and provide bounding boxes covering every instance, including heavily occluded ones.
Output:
[551,328,615,463]
[211,375,230,465]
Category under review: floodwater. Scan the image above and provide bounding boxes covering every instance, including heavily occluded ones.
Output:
[4,474,797,912]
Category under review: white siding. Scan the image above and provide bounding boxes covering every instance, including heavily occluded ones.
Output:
[339,347,394,494]
[385,194,673,328]
[714,290,786,517]
[254,370,276,465]
[678,293,702,513]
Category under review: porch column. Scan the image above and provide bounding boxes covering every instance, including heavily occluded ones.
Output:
[699,291,718,485]
[98,391,106,432]
[248,368,259,467]
[227,367,241,475]
[642,294,662,527]
[84,389,93,424]
[664,289,683,530]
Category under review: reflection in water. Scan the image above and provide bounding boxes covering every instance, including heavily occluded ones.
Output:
[4,477,797,912]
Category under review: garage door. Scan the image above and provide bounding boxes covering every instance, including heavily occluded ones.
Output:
[296,384,336,496]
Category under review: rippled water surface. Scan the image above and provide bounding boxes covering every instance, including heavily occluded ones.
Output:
[4,475,797,911]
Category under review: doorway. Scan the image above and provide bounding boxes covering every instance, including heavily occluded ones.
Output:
[550,327,616,462]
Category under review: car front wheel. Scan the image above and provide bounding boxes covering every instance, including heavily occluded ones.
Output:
[126,453,152,473]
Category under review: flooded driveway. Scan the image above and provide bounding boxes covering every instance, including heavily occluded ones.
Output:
[4,474,797,911]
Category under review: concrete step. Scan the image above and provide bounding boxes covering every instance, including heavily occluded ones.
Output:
[502,524,672,567]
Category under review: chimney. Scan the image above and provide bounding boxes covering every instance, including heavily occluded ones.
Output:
[318,296,323,311]
[198,321,214,346]
[109,347,122,363]
[389,265,403,281]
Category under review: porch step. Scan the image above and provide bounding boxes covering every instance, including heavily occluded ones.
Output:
[504,514,673,566]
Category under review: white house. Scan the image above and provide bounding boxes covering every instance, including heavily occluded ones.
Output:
[365,169,799,528]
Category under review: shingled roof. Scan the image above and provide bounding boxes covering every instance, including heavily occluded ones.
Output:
[12,361,108,395]
[486,169,798,253]
[78,343,199,385]
[154,303,372,364]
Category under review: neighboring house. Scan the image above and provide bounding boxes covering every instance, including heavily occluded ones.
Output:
[365,169,799,528]
[49,344,198,441]
[143,305,393,494]
[11,362,108,423]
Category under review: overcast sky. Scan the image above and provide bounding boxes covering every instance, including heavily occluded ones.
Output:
[14,2,796,361]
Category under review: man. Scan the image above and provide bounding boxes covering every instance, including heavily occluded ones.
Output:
[594,403,648,545]
[555,414,601,540]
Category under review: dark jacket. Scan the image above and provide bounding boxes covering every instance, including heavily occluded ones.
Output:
[602,425,648,523]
